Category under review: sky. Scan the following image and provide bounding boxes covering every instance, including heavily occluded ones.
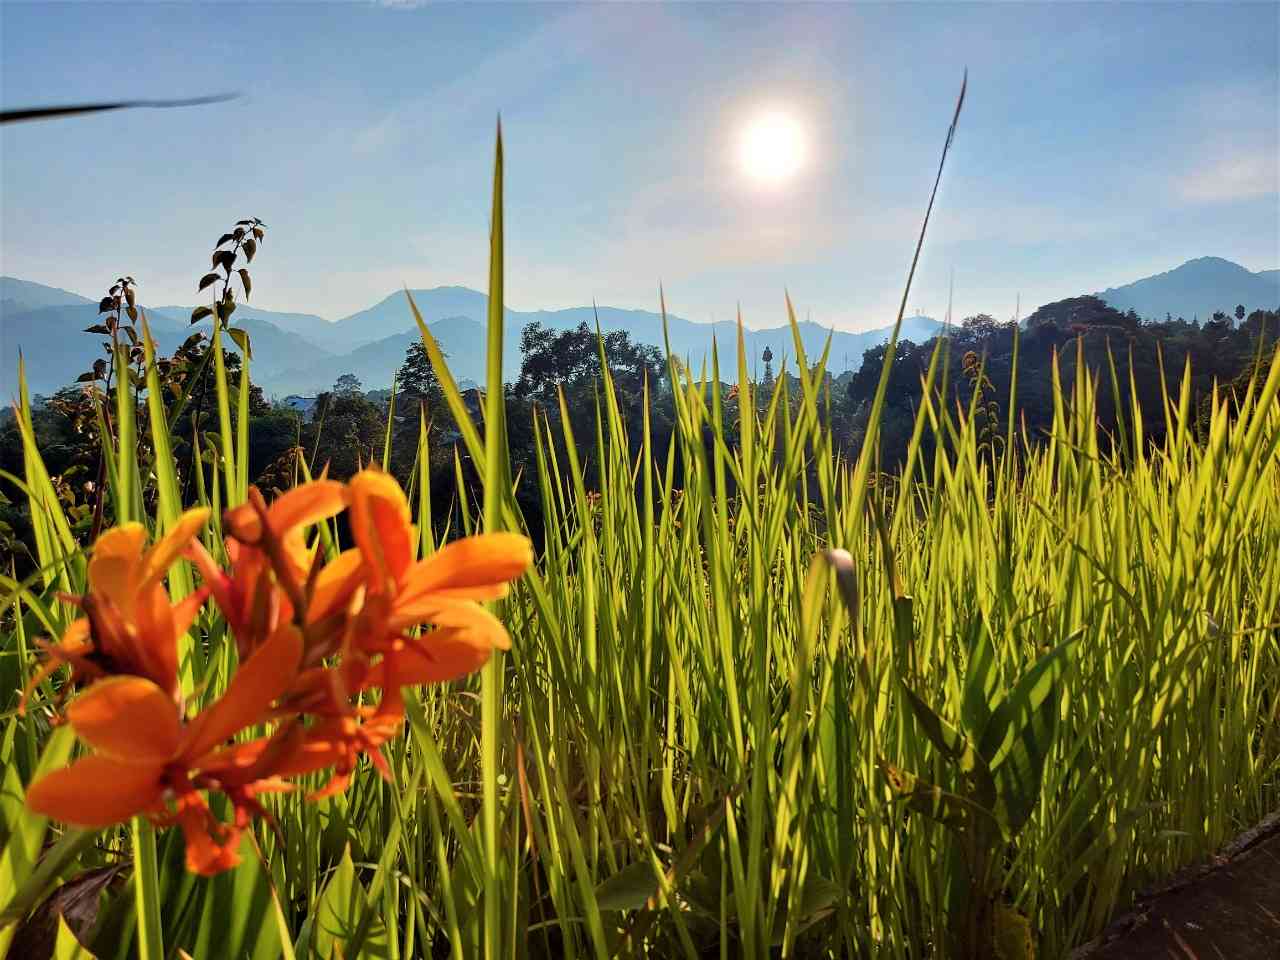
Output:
[2,1,1277,331]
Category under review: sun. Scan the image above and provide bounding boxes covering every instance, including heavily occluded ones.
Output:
[738,108,808,188]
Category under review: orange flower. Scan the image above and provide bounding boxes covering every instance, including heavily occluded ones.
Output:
[25,624,303,875]
[26,469,534,872]
[186,480,351,656]
[345,469,532,681]
[25,509,211,706]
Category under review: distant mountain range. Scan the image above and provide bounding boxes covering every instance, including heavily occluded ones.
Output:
[3,255,1276,400]
[0,278,943,398]
[1097,257,1278,323]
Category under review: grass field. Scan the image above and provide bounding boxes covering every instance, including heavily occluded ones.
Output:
[2,130,1280,960]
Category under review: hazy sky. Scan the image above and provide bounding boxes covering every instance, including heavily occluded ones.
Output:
[2,1,1277,330]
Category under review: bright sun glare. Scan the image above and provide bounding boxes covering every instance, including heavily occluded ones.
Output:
[738,109,807,188]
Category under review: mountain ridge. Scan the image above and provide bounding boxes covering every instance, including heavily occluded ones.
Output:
[1097,257,1279,322]
[7,255,1277,399]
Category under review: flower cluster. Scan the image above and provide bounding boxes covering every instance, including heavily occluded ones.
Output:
[24,469,531,875]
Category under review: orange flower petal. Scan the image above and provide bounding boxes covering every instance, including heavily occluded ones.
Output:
[389,627,498,685]
[307,548,366,624]
[223,502,263,543]
[347,470,414,589]
[389,599,512,651]
[87,523,147,611]
[61,617,92,648]
[131,583,180,694]
[401,533,532,603]
[271,724,353,778]
[21,621,95,713]
[26,755,164,827]
[67,675,183,762]
[181,624,303,762]
[308,769,352,801]
[139,508,210,590]
[175,791,243,876]
[198,723,306,786]
[268,480,347,535]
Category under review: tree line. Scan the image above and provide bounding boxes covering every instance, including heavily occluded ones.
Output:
[3,267,1275,577]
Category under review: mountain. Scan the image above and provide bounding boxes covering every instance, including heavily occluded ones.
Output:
[275,293,945,394]
[1099,257,1280,323]
[0,287,330,398]
[289,285,945,390]
[0,301,190,398]
[3,277,946,397]
[333,287,490,349]
[272,323,457,397]
[212,318,336,382]
[159,304,345,351]
[1,276,93,315]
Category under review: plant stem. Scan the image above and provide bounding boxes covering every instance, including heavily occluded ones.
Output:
[131,816,164,960]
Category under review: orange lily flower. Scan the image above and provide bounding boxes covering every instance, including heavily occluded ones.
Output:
[25,509,211,706]
[345,469,532,679]
[27,468,534,871]
[25,624,303,875]
[186,480,353,656]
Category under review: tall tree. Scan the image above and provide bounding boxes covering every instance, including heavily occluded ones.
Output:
[513,321,663,408]
[333,373,363,396]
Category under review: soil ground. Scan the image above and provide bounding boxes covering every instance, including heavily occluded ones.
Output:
[1071,816,1280,959]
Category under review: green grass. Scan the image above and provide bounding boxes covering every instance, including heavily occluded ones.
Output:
[2,122,1280,958]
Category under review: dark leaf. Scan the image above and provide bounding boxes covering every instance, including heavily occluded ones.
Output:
[126,305,138,323]
[97,297,114,313]
[83,324,110,335]
[0,93,236,125]
[233,226,246,240]
[217,232,235,247]
[75,371,97,383]
[190,305,213,324]
[238,268,252,300]
[6,864,122,960]
[124,286,136,308]
[242,238,257,262]
[252,226,264,241]
[235,219,253,226]
[213,250,236,272]
[109,284,121,296]
[594,861,659,912]
[198,272,220,292]
[92,359,107,378]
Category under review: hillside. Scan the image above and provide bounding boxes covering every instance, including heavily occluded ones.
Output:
[1099,257,1279,322]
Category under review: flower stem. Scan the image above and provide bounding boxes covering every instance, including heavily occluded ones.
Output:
[131,817,164,960]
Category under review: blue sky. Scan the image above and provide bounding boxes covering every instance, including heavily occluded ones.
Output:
[2,1,1276,330]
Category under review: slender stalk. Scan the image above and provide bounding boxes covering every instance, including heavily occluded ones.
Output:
[130,817,164,960]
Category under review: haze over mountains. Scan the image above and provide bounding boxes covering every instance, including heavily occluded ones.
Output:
[3,257,1277,401]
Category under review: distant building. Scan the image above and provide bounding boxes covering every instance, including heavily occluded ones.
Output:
[282,395,318,415]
